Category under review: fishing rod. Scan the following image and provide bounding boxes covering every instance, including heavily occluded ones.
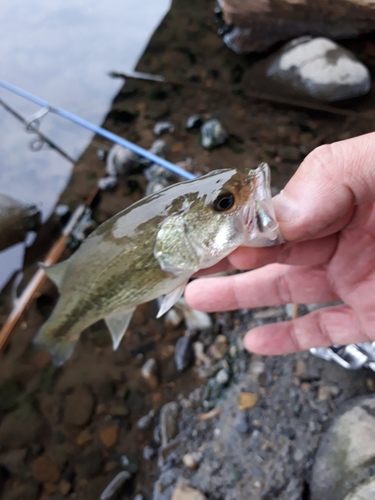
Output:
[0,79,195,181]
[0,78,197,350]
[0,98,76,164]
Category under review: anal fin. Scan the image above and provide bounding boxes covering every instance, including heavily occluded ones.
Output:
[156,281,188,318]
[105,308,135,351]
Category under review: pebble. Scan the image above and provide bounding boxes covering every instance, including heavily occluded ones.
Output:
[200,119,228,149]
[175,336,195,372]
[186,115,202,129]
[143,445,157,460]
[74,446,103,478]
[252,307,285,320]
[137,409,155,430]
[106,144,139,176]
[164,308,183,328]
[141,358,159,389]
[59,479,72,496]
[233,410,250,434]
[108,402,129,417]
[237,392,258,410]
[0,448,27,476]
[160,401,179,446]
[154,121,174,136]
[31,455,60,483]
[182,452,203,469]
[216,369,229,385]
[293,449,304,462]
[149,139,167,156]
[98,176,118,191]
[317,386,332,401]
[171,484,207,500]
[99,425,120,448]
[76,429,93,446]
[174,298,212,331]
[193,342,212,366]
[63,385,95,427]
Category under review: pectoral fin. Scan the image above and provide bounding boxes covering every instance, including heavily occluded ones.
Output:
[39,259,70,290]
[156,281,188,318]
[105,308,135,350]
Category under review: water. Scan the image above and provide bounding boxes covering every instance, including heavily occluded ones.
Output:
[0,0,170,290]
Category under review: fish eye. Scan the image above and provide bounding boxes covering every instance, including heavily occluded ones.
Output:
[212,192,235,212]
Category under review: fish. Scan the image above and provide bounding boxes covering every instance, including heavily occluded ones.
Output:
[34,162,282,365]
[0,194,41,251]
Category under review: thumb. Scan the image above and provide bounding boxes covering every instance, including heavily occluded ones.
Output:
[273,132,375,241]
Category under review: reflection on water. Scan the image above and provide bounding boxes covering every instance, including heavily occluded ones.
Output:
[0,0,170,290]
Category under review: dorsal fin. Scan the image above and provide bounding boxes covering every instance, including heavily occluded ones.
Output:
[39,259,70,290]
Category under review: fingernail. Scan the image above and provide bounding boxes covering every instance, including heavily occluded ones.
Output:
[273,191,299,222]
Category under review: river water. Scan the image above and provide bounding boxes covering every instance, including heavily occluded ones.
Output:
[0,0,170,290]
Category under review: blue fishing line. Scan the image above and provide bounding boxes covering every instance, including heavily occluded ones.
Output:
[0,79,196,181]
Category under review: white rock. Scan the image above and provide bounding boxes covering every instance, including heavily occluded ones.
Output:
[267,36,371,101]
[182,452,203,469]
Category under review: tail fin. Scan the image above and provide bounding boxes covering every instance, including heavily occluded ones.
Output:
[34,326,77,366]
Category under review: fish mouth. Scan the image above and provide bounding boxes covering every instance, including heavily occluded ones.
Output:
[241,163,284,247]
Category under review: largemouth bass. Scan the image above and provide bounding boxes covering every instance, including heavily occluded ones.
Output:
[0,194,40,251]
[35,163,282,365]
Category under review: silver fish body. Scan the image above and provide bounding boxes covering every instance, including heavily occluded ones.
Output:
[35,163,282,365]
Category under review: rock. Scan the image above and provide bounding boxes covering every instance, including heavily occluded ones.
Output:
[265,37,371,102]
[186,115,202,130]
[74,446,103,478]
[2,481,39,500]
[108,402,129,417]
[154,121,174,136]
[174,298,212,331]
[0,406,43,449]
[164,308,183,328]
[136,409,155,430]
[0,379,20,415]
[59,479,71,496]
[99,425,120,448]
[317,386,332,401]
[141,358,159,389]
[148,139,167,157]
[143,445,157,461]
[0,448,27,476]
[106,144,139,176]
[182,452,203,469]
[160,402,179,446]
[200,119,228,149]
[237,392,258,410]
[63,385,95,427]
[175,336,195,372]
[98,176,118,191]
[233,410,250,434]
[220,0,375,53]
[31,456,60,483]
[216,369,229,385]
[171,484,207,500]
[0,193,40,251]
[76,429,93,446]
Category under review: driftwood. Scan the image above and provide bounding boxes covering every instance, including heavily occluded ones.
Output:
[220,0,375,52]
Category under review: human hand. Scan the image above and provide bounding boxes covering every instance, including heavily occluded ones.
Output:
[185,132,375,355]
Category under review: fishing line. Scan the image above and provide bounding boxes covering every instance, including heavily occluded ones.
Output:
[0,79,196,181]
